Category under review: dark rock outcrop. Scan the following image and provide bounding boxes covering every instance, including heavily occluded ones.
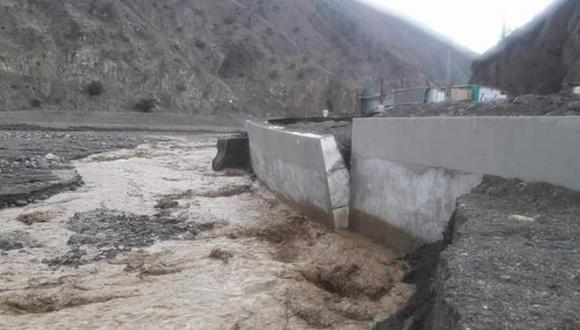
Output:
[212,134,250,171]
[471,0,580,95]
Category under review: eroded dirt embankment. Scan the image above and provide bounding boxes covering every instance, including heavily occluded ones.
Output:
[377,176,580,329]
[0,133,412,329]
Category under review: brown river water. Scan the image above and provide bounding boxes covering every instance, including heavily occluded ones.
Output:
[0,135,412,329]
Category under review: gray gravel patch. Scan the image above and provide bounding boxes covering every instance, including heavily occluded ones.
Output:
[0,130,177,209]
[0,230,41,251]
[44,208,208,267]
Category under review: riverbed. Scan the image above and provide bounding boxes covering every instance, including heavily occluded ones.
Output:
[0,133,412,330]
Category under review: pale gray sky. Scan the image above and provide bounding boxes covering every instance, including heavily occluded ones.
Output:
[358,0,556,53]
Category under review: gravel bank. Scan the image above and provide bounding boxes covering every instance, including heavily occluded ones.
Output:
[0,130,173,208]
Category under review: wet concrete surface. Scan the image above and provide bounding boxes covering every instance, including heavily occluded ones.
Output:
[0,132,412,329]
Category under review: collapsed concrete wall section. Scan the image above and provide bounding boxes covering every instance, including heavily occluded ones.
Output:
[246,121,349,229]
[351,116,580,249]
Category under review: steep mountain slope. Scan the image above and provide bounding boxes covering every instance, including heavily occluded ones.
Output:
[471,0,580,95]
[0,0,473,116]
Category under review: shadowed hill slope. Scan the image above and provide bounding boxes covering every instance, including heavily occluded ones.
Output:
[471,0,580,95]
[0,0,473,116]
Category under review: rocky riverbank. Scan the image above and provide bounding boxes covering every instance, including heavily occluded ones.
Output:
[0,130,170,208]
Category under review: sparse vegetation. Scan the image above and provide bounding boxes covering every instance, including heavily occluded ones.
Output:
[0,0,473,117]
[176,82,187,92]
[269,70,280,80]
[297,69,306,80]
[223,16,235,25]
[88,2,116,21]
[218,43,263,79]
[134,98,158,113]
[86,81,104,96]
[30,99,41,108]
[195,39,207,49]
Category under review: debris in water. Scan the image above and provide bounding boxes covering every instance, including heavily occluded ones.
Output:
[155,198,179,210]
[228,214,313,244]
[209,248,233,264]
[508,214,536,222]
[0,288,133,314]
[16,211,54,226]
[87,148,151,162]
[159,183,252,200]
[196,184,253,198]
[121,250,183,278]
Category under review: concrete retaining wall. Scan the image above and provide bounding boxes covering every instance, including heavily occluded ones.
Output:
[246,121,349,229]
[351,116,580,249]
[353,116,580,190]
[0,111,241,131]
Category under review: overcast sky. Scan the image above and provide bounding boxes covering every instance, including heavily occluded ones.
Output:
[358,0,556,53]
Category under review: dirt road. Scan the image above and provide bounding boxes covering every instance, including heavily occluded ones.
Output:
[0,133,411,329]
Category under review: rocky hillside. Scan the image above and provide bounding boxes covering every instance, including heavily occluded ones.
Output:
[471,0,580,96]
[0,0,473,116]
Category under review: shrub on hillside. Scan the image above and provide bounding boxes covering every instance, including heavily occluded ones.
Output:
[86,81,104,96]
[223,16,235,25]
[134,98,158,113]
[195,39,207,49]
[269,70,280,80]
[30,99,41,108]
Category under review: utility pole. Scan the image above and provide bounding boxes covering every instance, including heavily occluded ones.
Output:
[446,48,451,87]
[380,78,384,105]
[501,19,508,40]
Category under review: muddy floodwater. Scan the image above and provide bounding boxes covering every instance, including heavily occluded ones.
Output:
[0,134,413,329]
